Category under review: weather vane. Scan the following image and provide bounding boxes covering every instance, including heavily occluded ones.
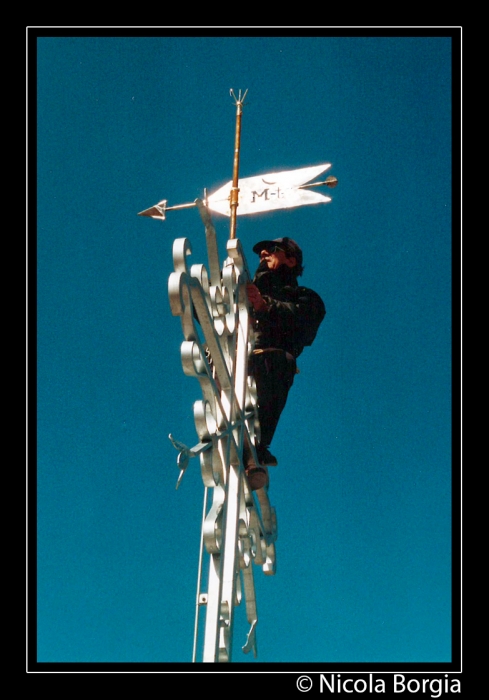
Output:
[138,90,337,662]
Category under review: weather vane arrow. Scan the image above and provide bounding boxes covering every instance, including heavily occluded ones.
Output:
[137,165,338,221]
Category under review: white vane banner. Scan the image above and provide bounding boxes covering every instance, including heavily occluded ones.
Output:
[207,163,332,216]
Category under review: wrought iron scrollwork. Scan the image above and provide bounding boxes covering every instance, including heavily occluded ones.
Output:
[168,208,278,661]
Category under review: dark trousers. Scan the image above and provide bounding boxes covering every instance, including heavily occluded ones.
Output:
[249,349,297,449]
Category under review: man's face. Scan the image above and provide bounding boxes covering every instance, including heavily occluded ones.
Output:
[259,246,297,271]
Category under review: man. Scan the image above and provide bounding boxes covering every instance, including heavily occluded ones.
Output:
[244,237,326,490]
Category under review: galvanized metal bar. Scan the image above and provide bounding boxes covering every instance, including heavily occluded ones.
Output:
[196,198,221,288]
[202,542,224,660]
[192,486,209,662]
[218,462,242,661]
[202,483,226,662]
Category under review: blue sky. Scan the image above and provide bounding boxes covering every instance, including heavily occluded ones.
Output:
[32,29,460,671]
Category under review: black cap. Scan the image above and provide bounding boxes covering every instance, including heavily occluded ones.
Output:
[252,237,303,269]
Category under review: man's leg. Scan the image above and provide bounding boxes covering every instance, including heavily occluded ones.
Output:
[250,350,297,454]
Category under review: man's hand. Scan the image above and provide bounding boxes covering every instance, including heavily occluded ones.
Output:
[246,283,268,312]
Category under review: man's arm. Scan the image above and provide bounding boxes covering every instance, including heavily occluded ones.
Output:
[249,284,325,350]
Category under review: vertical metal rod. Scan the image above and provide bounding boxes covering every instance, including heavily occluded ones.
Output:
[192,486,209,662]
[229,89,247,240]
[196,198,221,288]
[203,544,224,661]
[200,91,250,662]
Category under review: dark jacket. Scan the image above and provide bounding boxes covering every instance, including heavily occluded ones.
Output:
[251,262,326,358]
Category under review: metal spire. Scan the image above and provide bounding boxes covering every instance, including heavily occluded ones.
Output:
[229,89,248,239]
[164,90,277,662]
[139,90,337,662]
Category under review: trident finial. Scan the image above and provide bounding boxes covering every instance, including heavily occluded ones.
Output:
[230,88,248,106]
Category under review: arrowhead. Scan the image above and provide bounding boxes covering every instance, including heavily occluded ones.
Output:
[137,200,167,220]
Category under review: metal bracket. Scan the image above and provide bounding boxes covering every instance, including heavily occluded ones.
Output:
[242,619,258,657]
[168,434,212,489]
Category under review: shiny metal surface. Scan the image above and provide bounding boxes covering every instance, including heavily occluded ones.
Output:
[168,204,277,662]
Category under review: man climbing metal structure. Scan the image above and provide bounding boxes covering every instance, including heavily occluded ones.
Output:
[138,90,337,662]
